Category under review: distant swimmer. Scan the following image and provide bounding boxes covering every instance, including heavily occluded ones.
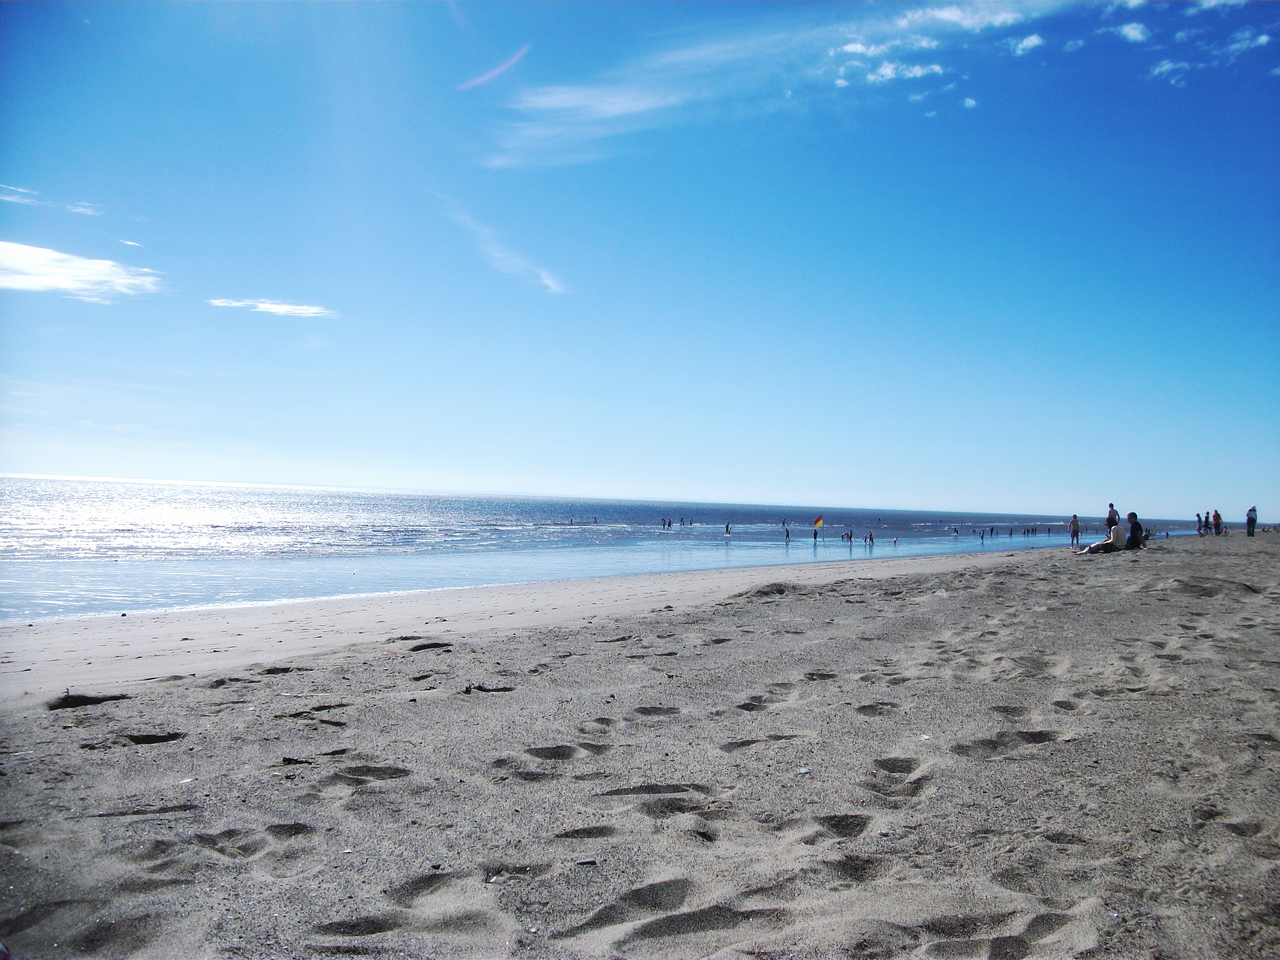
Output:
[893,537,898,546]
[726,523,731,535]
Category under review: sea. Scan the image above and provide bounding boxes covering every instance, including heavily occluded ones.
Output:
[0,477,1194,622]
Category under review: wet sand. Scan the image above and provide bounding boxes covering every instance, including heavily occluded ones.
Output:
[1,533,1277,958]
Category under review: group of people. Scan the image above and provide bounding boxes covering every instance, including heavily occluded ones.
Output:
[1193,507,1261,537]
[837,530,875,545]
[659,517,692,530]
[1196,510,1225,536]
[1074,503,1147,555]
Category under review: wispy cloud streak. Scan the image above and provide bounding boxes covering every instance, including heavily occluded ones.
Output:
[1,184,51,206]
[449,208,563,294]
[209,299,337,317]
[488,5,1060,166]
[0,241,159,302]
[488,1,1264,165]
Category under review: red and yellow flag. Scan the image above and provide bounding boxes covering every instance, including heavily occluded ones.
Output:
[813,515,823,528]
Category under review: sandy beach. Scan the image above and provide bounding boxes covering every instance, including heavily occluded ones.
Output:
[1,533,1277,959]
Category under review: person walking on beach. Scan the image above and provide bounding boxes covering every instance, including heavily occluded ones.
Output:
[784,526,790,543]
[1069,515,1081,547]
[1196,513,1204,536]
[1247,506,1257,537]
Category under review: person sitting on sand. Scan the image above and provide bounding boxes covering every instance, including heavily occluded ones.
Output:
[1124,512,1145,550]
[1078,520,1126,555]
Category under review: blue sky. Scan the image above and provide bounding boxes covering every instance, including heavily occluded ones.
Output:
[1,1,1276,519]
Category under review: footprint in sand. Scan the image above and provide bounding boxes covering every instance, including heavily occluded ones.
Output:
[855,701,899,717]
[552,878,693,939]
[951,730,1059,760]
[825,853,888,882]
[553,825,617,840]
[862,758,930,801]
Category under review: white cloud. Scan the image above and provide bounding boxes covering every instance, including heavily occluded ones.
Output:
[1150,60,1191,86]
[1064,39,1085,52]
[448,208,563,294]
[867,61,944,83]
[67,202,104,216]
[1185,0,1246,15]
[1175,29,1201,43]
[1,184,50,206]
[1011,34,1045,56]
[908,92,928,102]
[119,240,141,247]
[1273,66,1280,76]
[835,78,849,87]
[843,40,893,56]
[0,241,159,302]
[209,299,337,317]
[1224,29,1270,56]
[925,110,938,117]
[963,97,978,108]
[1117,23,1151,43]
[897,5,1025,32]
[1107,0,1147,11]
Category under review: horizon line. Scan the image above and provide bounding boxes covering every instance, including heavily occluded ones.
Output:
[0,473,1193,523]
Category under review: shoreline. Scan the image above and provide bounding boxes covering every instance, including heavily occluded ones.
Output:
[1,550,1023,713]
[0,533,1113,625]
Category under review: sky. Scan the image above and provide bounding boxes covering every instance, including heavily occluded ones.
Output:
[1,1,1276,520]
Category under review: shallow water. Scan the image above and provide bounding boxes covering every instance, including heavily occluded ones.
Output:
[0,477,1190,620]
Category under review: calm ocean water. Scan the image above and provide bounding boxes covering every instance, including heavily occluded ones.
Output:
[0,477,1193,621]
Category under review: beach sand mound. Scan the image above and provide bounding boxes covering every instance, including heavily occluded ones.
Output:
[1,534,1278,958]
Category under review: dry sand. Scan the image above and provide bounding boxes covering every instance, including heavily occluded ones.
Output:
[1,533,1277,959]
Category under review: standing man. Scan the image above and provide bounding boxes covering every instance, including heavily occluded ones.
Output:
[1106,504,1120,528]
[1213,510,1222,536]
[1247,506,1257,537]
[1069,515,1081,547]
